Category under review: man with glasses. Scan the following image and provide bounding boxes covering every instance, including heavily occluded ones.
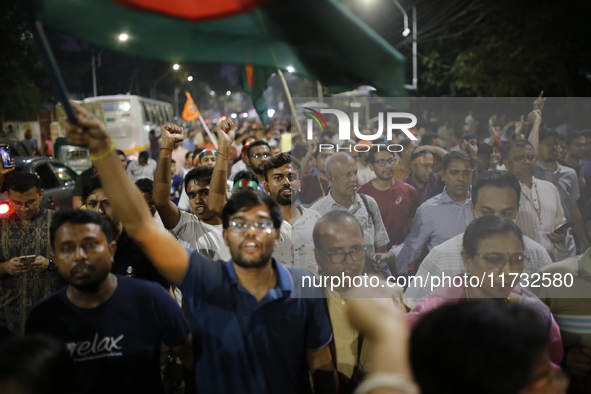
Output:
[60,104,338,394]
[311,153,392,276]
[244,140,272,187]
[402,171,553,307]
[503,140,573,261]
[312,210,403,391]
[376,151,474,275]
[532,128,588,252]
[359,147,419,248]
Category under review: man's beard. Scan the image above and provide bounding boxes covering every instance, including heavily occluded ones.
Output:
[68,266,110,293]
[274,187,298,205]
[251,165,264,175]
[232,251,273,269]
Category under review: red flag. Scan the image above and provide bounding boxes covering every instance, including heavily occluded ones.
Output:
[182,91,201,122]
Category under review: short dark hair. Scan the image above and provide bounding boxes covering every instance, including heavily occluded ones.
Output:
[539,128,558,142]
[263,153,302,181]
[234,170,259,185]
[411,302,548,394]
[420,131,439,146]
[171,159,176,164]
[460,133,477,141]
[184,165,213,192]
[82,175,102,203]
[245,140,270,157]
[135,178,153,194]
[312,210,363,250]
[367,146,394,164]
[566,130,585,146]
[3,172,41,194]
[50,209,113,250]
[441,151,475,172]
[462,215,523,258]
[476,142,493,156]
[139,151,149,160]
[116,149,125,157]
[472,170,521,206]
[501,140,534,163]
[221,189,282,229]
[399,138,415,150]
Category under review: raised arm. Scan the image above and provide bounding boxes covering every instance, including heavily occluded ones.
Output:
[527,110,542,153]
[209,121,236,218]
[62,102,189,284]
[153,125,184,229]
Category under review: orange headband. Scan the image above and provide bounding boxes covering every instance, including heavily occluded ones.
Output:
[412,156,435,165]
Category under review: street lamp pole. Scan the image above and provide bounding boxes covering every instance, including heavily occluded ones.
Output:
[151,64,180,99]
[91,49,105,97]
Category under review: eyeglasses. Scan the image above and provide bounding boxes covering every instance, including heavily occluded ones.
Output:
[374,158,396,167]
[250,153,271,160]
[320,245,366,264]
[229,219,274,233]
[476,253,529,270]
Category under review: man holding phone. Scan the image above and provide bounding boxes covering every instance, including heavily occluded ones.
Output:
[0,172,61,334]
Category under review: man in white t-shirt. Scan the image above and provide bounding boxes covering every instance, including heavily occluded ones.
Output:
[154,127,230,261]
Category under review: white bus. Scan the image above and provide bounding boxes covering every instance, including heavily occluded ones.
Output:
[83,95,174,158]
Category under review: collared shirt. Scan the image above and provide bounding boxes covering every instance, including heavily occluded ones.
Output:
[179,253,332,394]
[127,158,158,181]
[390,188,472,274]
[403,232,554,308]
[400,172,444,204]
[518,177,573,261]
[274,204,321,274]
[534,161,579,222]
[0,208,62,334]
[311,192,390,257]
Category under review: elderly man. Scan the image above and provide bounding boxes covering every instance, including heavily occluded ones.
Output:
[377,151,474,275]
[402,171,553,307]
[0,172,61,334]
[313,210,403,391]
[61,103,338,394]
[311,152,391,276]
[503,140,573,261]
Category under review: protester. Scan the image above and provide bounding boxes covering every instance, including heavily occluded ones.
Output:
[61,103,338,394]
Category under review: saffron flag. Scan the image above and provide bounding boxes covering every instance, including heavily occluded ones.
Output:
[182,91,200,122]
[22,0,406,97]
[240,65,274,126]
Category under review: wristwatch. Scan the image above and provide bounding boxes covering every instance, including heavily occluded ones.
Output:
[47,258,58,271]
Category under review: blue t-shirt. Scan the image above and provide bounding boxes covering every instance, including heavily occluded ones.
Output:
[179,252,332,394]
[170,175,184,205]
[25,276,190,394]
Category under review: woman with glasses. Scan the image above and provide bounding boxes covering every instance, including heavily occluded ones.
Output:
[406,215,564,366]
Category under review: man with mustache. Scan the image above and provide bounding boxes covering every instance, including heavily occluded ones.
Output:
[59,103,338,394]
[263,153,321,274]
[358,148,419,249]
[25,209,192,394]
[503,140,573,261]
[376,151,474,275]
[311,153,391,276]
[153,126,230,261]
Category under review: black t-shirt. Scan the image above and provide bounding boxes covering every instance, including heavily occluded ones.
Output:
[113,230,169,289]
[25,276,190,394]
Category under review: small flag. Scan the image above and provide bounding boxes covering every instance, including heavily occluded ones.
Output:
[182,91,201,122]
[240,65,274,126]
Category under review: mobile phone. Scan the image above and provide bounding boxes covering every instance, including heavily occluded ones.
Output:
[19,255,36,265]
[554,221,575,235]
[0,145,12,169]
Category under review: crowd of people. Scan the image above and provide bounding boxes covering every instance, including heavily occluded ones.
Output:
[0,94,589,394]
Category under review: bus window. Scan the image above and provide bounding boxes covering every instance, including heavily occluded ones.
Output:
[141,102,152,124]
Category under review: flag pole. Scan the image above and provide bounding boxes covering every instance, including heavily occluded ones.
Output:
[276,69,303,138]
[199,115,218,150]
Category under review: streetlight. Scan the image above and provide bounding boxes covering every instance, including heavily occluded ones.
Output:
[226,90,231,96]
[391,0,417,90]
[286,66,295,73]
[150,64,180,99]
[118,33,129,42]
[91,48,105,97]
[187,76,193,81]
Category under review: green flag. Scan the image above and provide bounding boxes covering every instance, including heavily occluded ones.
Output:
[240,65,274,126]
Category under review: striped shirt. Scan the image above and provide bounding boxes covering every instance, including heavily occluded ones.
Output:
[517,177,574,261]
[403,232,554,308]
[390,188,472,274]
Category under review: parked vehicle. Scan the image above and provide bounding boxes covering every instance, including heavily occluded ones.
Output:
[0,157,78,215]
